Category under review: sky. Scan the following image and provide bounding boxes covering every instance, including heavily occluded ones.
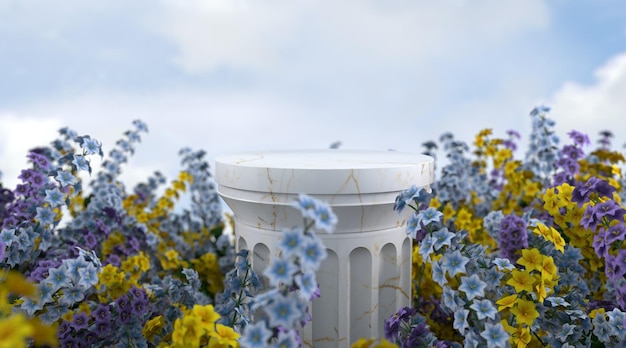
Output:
[1,0,626,191]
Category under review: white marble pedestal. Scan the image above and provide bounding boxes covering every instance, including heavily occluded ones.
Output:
[214,150,434,347]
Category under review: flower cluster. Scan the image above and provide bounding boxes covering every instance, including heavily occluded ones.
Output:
[388,106,626,347]
[5,104,626,348]
[0,121,236,347]
[238,194,336,347]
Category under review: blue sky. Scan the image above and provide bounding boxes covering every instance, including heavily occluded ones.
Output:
[1,0,626,189]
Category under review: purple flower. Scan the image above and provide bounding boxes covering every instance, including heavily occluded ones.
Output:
[567,130,591,147]
[57,321,72,339]
[94,321,112,337]
[71,312,89,331]
[118,309,133,324]
[572,177,616,205]
[131,297,149,317]
[613,249,626,280]
[115,296,131,312]
[84,233,97,249]
[556,158,580,176]
[562,144,584,160]
[29,171,46,188]
[404,322,430,348]
[607,223,626,245]
[384,307,416,341]
[595,201,626,222]
[499,214,528,260]
[581,206,602,231]
[106,254,121,267]
[92,304,111,324]
[593,228,610,258]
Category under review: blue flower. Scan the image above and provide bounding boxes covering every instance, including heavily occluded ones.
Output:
[59,285,85,306]
[72,154,91,173]
[133,119,149,133]
[480,322,509,348]
[275,329,299,348]
[441,250,469,277]
[240,321,272,348]
[482,267,504,291]
[459,274,487,300]
[44,187,66,207]
[277,228,304,257]
[417,207,443,227]
[55,170,76,187]
[442,286,465,312]
[38,282,55,305]
[394,185,430,213]
[35,207,55,226]
[45,265,71,292]
[81,137,102,156]
[312,204,337,233]
[78,262,100,289]
[607,308,626,337]
[545,296,570,307]
[295,271,318,301]
[0,228,16,246]
[292,194,318,218]
[555,323,576,342]
[405,214,420,239]
[492,257,515,271]
[63,256,89,283]
[263,256,297,287]
[432,227,454,251]
[431,260,447,287]
[418,234,436,262]
[299,235,327,271]
[265,294,301,328]
[20,297,43,316]
[453,308,470,333]
[469,299,497,320]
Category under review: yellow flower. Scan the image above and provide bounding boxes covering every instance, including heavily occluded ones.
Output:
[0,314,34,348]
[535,278,548,303]
[496,294,518,311]
[351,338,375,348]
[375,339,398,348]
[143,316,164,340]
[541,188,559,215]
[192,304,221,332]
[29,317,58,348]
[181,315,203,346]
[506,270,536,293]
[550,229,566,253]
[429,196,442,209]
[178,171,193,183]
[442,203,455,222]
[509,325,531,348]
[516,248,543,272]
[540,256,557,279]
[2,271,36,298]
[510,299,539,326]
[455,208,473,230]
[208,324,240,347]
[494,148,512,168]
[523,182,541,199]
[556,183,575,207]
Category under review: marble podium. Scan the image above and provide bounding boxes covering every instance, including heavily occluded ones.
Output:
[214,150,434,347]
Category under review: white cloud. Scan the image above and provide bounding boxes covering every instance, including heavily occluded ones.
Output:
[0,113,62,188]
[548,51,626,147]
[156,0,549,73]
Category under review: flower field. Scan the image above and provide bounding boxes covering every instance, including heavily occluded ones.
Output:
[1,106,626,347]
